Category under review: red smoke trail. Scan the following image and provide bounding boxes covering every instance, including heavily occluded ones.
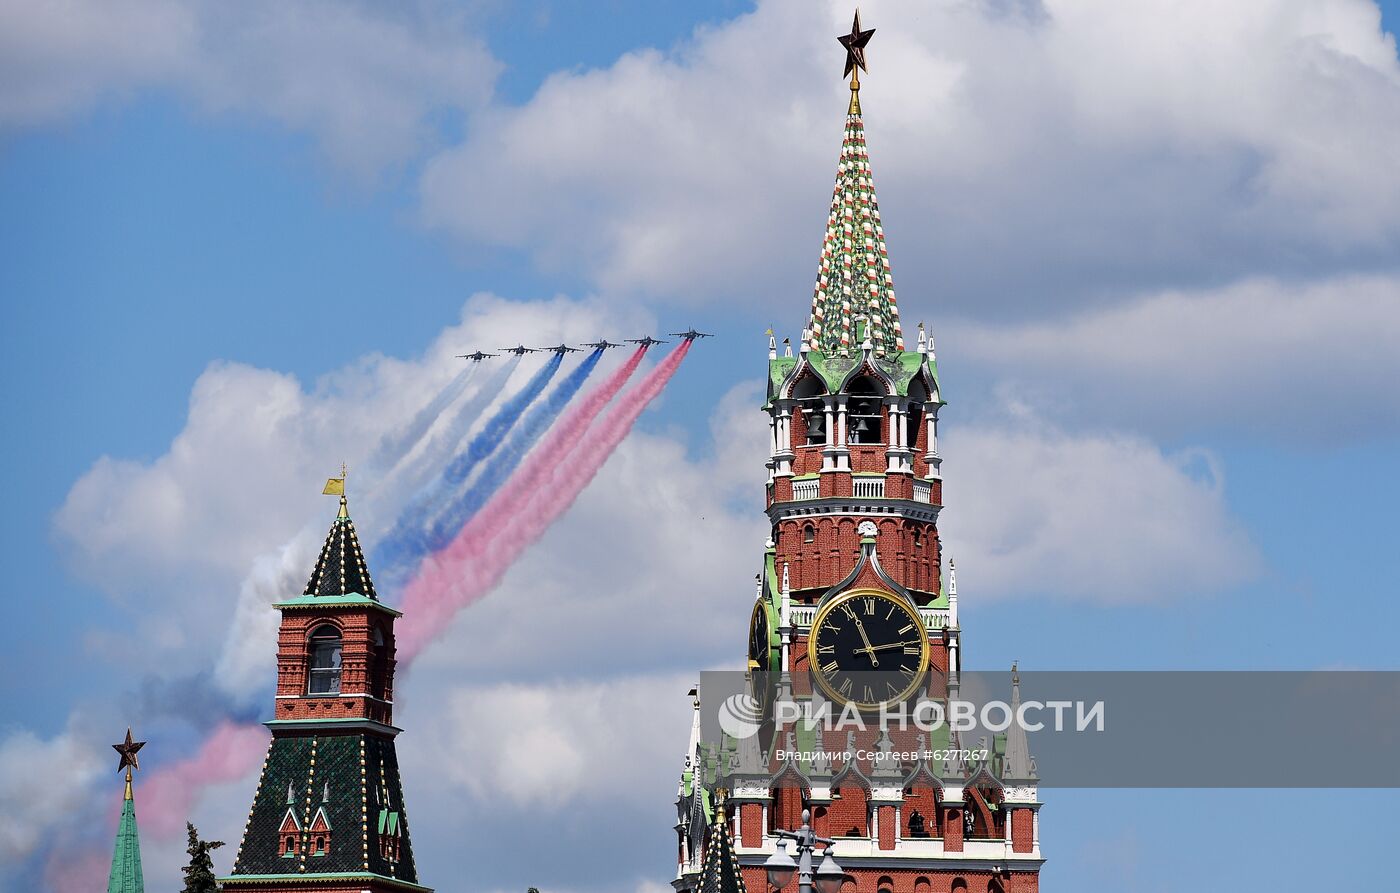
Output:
[50,722,271,893]
[397,341,690,659]
[395,346,648,658]
[58,345,679,881]
[137,722,268,839]
[138,722,271,838]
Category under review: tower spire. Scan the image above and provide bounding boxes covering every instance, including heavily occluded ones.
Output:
[808,12,902,357]
[107,728,147,893]
[305,473,378,599]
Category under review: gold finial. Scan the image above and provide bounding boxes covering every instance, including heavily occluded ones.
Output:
[838,10,875,115]
[112,727,146,801]
[714,787,729,822]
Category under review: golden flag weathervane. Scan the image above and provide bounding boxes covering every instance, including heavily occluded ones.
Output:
[323,463,348,515]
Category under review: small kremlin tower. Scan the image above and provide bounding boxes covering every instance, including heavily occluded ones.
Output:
[221,480,430,893]
[107,728,146,893]
[674,13,1043,893]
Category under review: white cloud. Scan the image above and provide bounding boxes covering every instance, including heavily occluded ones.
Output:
[0,723,104,863]
[420,0,1400,312]
[946,274,1400,442]
[38,293,1264,890]
[941,412,1261,602]
[0,0,497,175]
[54,293,654,687]
[411,673,693,809]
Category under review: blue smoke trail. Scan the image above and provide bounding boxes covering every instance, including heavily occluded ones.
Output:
[367,361,478,473]
[424,348,604,551]
[369,354,521,510]
[374,352,563,573]
[441,351,563,486]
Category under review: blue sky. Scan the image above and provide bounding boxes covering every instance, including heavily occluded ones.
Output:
[4,1,1400,891]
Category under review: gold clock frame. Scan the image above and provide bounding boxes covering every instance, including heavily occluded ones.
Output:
[806,587,930,711]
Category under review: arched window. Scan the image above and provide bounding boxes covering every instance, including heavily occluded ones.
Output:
[964,785,1004,840]
[908,379,930,452]
[307,625,342,694]
[847,376,884,444]
[283,835,296,855]
[803,524,815,544]
[951,879,968,893]
[793,376,827,445]
[368,626,388,699]
[877,876,894,893]
[314,836,325,854]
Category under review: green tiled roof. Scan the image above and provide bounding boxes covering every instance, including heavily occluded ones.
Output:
[220,872,432,892]
[273,593,402,616]
[769,349,938,401]
[229,733,420,885]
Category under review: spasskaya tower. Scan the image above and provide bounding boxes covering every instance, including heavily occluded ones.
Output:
[674,13,1043,893]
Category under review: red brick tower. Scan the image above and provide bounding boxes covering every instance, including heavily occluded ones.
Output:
[222,489,429,893]
[674,13,1042,893]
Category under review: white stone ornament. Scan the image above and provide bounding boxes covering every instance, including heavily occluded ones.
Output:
[858,520,878,537]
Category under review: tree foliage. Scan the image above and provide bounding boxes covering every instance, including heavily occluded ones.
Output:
[180,822,226,893]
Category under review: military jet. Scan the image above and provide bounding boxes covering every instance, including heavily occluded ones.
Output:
[538,343,582,354]
[581,339,623,350]
[499,345,540,355]
[455,351,498,362]
[669,328,714,341]
[627,336,669,347]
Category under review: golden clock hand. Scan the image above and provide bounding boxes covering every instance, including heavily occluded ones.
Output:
[852,617,879,667]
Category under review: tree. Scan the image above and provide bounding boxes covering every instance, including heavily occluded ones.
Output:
[181,822,226,893]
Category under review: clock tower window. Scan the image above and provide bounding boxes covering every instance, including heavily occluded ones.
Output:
[847,376,885,444]
[307,625,343,694]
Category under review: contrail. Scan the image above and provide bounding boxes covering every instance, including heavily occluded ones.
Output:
[397,341,690,659]
[367,354,521,516]
[443,346,649,546]
[71,347,683,875]
[365,360,478,475]
[374,353,561,575]
[424,348,604,552]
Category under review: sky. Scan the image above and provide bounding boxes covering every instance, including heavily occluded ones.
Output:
[3,0,1400,890]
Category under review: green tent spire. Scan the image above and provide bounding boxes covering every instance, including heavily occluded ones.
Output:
[108,728,147,893]
[807,16,904,358]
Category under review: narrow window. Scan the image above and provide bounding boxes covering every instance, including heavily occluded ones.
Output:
[284,836,296,855]
[847,376,885,444]
[308,625,343,694]
[803,524,815,544]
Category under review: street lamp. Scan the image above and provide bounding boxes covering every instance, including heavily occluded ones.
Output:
[764,809,845,893]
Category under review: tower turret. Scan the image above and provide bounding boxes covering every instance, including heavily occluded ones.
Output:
[222,482,429,893]
[676,12,1043,893]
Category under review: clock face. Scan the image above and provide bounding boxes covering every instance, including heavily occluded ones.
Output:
[748,601,778,717]
[748,601,772,672]
[808,588,928,710]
